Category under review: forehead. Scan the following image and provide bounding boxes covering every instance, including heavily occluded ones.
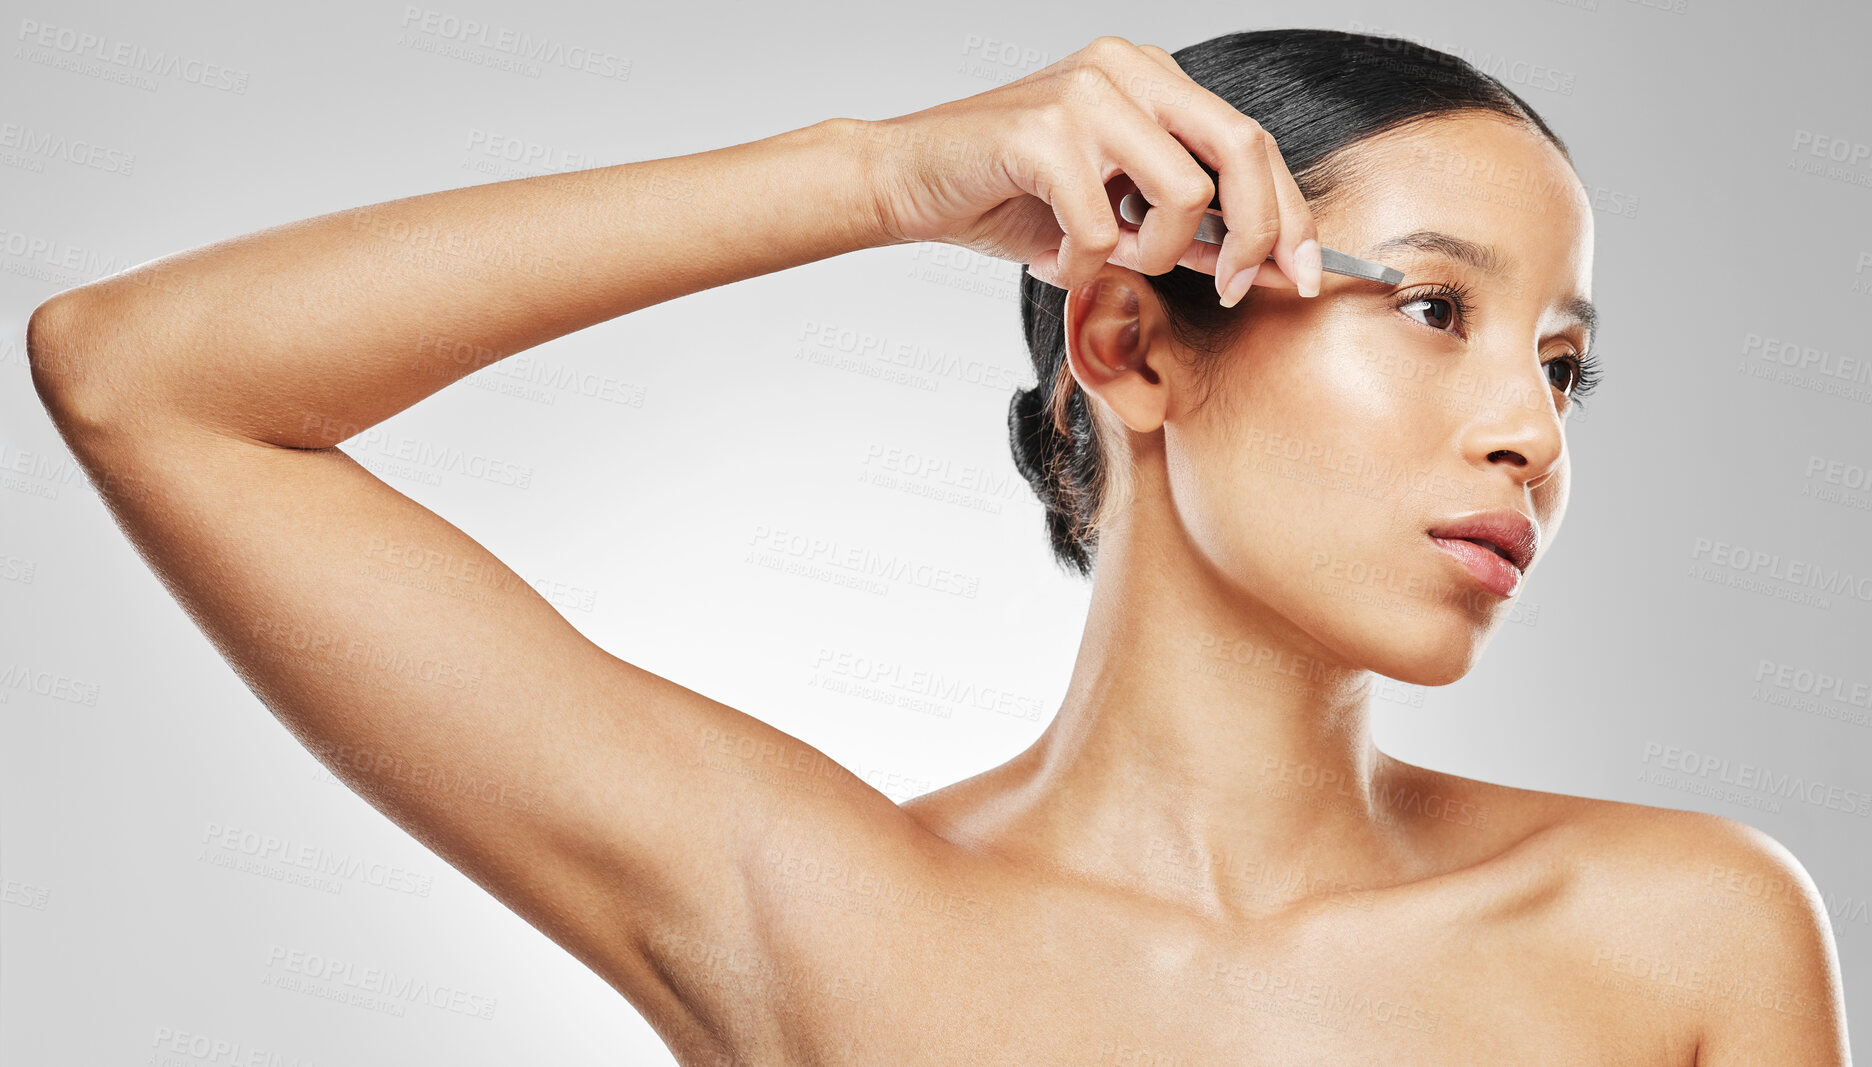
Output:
[1315,113,1594,298]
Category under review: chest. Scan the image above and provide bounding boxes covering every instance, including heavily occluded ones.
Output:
[723,879,1690,1067]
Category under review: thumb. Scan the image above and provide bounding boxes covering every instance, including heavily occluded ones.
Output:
[1025,249,1066,290]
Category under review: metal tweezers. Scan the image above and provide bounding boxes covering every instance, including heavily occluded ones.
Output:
[1117,192,1403,285]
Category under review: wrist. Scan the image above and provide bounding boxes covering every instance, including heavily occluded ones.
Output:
[814,116,915,251]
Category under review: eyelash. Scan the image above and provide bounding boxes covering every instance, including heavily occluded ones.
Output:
[1392,282,1603,407]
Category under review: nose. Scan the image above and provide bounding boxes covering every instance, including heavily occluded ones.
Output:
[1459,359,1565,489]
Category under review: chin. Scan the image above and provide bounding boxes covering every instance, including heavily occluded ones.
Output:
[1351,613,1492,689]
[1384,648,1480,689]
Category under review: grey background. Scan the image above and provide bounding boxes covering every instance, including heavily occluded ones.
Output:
[3,0,1868,1061]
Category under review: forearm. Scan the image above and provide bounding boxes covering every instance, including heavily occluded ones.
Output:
[29,116,897,450]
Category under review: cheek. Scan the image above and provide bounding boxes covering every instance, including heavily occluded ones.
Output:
[1311,310,1452,432]
[1533,451,1570,540]
[1238,299,1451,435]
[1228,309,1443,502]
[1165,316,1424,587]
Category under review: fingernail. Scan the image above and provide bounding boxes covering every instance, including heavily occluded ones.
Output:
[1296,238,1321,298]
[1219,265,1257,308]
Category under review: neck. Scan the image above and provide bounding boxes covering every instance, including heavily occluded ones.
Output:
[951,492,1432,919]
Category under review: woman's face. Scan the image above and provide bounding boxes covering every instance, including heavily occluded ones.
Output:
[1161,112,1595,686]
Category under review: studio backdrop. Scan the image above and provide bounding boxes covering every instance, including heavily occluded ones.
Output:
[2,0,1868,1062]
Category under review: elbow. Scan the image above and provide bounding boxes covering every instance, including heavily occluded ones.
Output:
[28,285,124,442]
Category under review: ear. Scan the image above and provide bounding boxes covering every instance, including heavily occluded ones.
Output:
[1064,267,1172,436]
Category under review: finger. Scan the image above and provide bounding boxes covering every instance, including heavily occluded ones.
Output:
[1117,44,1318,296]
[1133,48,1280,286]
[1150,213,1285,283]
[1173,239,1218,276]
[1043,161,1122,292]
[1176,239,1298,289]
[1053,45,1235,286]
[1125,45,1271,290]
[1099,53,1307,299]
[1107,182,1301,290]
[1134,44,1187,76]
[1206,120,1283,303]
[1260,135,1322,297]
[1082,110,1217,277]
[1027,249,1065,289]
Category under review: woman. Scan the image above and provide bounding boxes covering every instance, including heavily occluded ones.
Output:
[27,27,1850,1065]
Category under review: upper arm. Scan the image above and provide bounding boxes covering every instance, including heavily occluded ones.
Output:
[30,302,918,1025]
[1670,815,1851,1065]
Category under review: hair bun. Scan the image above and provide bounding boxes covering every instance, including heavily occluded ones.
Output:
[1007,386,1054,490]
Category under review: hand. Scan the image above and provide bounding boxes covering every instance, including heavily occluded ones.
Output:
[859,35,1323,303]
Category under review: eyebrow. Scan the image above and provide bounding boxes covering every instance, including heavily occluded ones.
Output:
[1365,229,1599,350]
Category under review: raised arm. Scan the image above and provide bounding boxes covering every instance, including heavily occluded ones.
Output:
[24,116,924,1040]
[27,35,1323,1056]
[29,117,894,446]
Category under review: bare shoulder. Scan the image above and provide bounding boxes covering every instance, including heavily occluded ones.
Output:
[1455,779,1852,1064]
[1437,770,1837,945]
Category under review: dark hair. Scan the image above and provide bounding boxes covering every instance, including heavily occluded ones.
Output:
[1009,28,1575,577]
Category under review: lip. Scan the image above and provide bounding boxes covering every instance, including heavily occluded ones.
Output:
[1426,508,1539,598]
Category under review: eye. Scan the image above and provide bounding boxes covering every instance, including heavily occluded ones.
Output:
[1393,282,1473,336]
[1400,295,1458,331]
[1392,282,1605,408]
[1544,349,1602,404]
[1545,354,1580,394]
